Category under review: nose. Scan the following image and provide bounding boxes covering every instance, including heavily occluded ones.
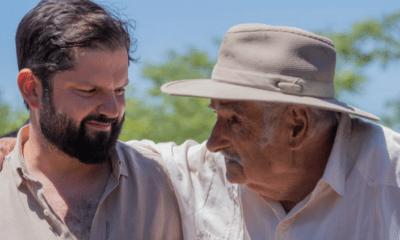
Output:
[97,92,119,119]
[206,118,231,152]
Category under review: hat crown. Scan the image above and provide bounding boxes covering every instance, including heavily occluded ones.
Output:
[212,24,337,98]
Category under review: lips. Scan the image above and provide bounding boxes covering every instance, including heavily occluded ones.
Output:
[86,121,111,130]
[224,157,245,183]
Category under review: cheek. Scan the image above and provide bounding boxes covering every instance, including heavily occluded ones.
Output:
[75,98,93,111]
[55,94,96,120]
[240,145,270,176]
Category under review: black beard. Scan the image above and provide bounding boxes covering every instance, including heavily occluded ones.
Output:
[39,90,124,165]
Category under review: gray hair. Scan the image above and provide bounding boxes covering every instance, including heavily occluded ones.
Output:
[256,102,340,147]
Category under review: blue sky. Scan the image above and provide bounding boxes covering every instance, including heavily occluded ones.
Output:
[1,0,399,123]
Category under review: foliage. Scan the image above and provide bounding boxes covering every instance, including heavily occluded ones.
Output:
[0,95,29,137]
[381,98,400,130]
[119,48,217,144]
[317,11,400,100]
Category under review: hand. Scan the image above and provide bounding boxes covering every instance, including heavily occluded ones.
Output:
[0,138,17,171]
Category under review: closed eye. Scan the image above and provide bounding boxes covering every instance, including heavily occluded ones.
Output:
[76,88,96,97]
[228,115,241,125]
[79,89,96,93]
[115,88,125,95]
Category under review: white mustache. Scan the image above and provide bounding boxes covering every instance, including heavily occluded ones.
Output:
[222,151,243,166]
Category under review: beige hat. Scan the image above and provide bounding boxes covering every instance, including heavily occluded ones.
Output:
[161,23,379,121]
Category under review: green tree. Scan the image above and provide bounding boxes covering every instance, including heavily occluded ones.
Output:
[319,12,400,130]
[119,49,217,144]
[0,94,29,137]
[318,12,400,100]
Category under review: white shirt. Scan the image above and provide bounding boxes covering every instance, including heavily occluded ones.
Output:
[126,114,400,240]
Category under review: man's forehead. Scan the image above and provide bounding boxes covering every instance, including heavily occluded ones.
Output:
[209,99,244,114]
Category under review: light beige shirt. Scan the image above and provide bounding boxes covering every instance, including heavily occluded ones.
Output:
[127,114,400,240]
[0,125,183,240]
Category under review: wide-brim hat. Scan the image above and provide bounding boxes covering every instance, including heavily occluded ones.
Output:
[161,24,379,121]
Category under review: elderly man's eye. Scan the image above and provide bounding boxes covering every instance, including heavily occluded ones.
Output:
[228,115,241,125]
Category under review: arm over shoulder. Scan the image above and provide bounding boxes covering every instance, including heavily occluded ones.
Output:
[0,138,16,171]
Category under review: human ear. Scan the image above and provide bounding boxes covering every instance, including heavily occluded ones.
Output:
[286,106,310,150]
[17,69,41,109]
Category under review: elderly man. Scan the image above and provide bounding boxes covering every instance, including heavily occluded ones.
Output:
[126,24,400,239]
[0,0,182,239]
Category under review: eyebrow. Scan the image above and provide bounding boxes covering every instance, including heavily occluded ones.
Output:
[208,101,244,115]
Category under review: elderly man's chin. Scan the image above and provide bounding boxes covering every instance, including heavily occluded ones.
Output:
[225,159,247,184]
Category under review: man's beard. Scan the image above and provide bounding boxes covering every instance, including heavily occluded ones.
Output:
[39,90,124,165]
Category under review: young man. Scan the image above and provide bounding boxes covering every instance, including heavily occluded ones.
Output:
[0,1,182,239]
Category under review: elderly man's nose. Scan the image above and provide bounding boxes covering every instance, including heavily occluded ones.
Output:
[206,119,231,152]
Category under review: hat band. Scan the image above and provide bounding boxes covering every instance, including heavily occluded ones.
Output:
[211,66,335,98]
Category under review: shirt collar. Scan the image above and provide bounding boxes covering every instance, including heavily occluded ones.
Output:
[112,141,129,178]
[9,125,129,188]
[319,113,352,196]
[9,124,32,188]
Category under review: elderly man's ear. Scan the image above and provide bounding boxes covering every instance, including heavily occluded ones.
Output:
[285,106,310,150]
[0,138,17,171]
[18,69,41,110]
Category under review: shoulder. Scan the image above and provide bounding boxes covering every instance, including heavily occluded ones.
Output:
[115,140,168,178]
[115,140,180,210]
[121,140,241,239]
[114,141,184,239]
[349,118,400,159]
[349,118,400,188]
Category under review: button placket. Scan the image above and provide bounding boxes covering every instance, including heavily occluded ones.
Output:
[275,220,292,240]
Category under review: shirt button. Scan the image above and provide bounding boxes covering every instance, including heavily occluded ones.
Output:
[281,222,290,230]
[43,209,50,216]
[118,161,122,166]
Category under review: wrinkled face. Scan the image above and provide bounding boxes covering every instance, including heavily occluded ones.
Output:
[39,47,128,164]
[207,99,293,200]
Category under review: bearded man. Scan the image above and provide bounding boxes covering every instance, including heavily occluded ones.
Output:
[0,0,182,239]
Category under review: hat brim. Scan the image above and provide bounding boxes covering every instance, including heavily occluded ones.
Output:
[161,79,380,121]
